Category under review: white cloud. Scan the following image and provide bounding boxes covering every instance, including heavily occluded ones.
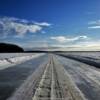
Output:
[10,22,42,36]
[88,20,100,29]
[46,40,100,51]
[88,26,100,29]
[34,22,51,26]
[50,35,88,43]
[0,16,50,37]
[51,36,67,43]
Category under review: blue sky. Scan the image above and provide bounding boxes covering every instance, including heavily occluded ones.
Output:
[0,0,100,50]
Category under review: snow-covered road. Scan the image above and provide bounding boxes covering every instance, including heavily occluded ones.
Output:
[0,54,47,100]
[0,53,100,100]
[56,55,100,100]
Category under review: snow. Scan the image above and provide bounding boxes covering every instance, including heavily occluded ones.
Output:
[60,52,100,60]
[0,59,10,66]
[56,54,100,100]
[0,53,45,70]
[56,55,100,89]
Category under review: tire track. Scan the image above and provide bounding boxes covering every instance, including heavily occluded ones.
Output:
[32,54,86,100]
[56,55,100,100]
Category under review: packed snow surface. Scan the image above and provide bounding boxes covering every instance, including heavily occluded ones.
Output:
[0,53,45,70]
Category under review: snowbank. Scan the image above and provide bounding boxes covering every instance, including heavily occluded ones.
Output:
[0,53,45,70]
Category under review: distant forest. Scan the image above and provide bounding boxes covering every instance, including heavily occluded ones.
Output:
[0,43,24,52]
